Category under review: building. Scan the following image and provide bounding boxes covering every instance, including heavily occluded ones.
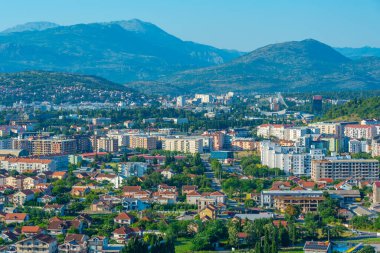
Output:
[257,124,289,139]
[304,241,331,253]
[373,182,380,204]
[91,136,118,152]
[309,122,343,137]
[274,195,324,213]
[311,159,379,182]
[348,139,369,153]
[231,138,258,151]
[129,135,157,150]
[312,95,323,114]
[12,137,77,156]
[16,234,57,253]
[176,96,185,107]
[260,141,325,176]
[371,136,380,157]
[92,117,111,126]
[162,137,203,154]
[344,125,376,139]
[261,190,323,208]
[119,162,147,178]
[1,158,56,173]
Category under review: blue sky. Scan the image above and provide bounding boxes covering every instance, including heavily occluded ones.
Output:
[1,0,379,51]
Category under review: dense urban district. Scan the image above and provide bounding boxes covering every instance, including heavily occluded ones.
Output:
[0,86,380,253]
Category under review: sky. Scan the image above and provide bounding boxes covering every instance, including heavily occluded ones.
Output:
[1,0,379,51]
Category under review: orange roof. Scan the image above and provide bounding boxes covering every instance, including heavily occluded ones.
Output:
[5,213,28,221]
[52,171,67,176]
[21,226,41,233]
[115,212,133,220]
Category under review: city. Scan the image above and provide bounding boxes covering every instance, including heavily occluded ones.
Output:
[0,1,380,253]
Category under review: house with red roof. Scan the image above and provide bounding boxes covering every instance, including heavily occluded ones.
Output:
[114,212,134,225]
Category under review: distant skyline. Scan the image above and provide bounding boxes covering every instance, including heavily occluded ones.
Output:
[1,0,380,51]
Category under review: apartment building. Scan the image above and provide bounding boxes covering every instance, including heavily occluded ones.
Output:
[231,138,258,151]
[202,131,225,150]
[1,158,56,173]
[257,124,289,139]
[162,137,203,154]
[344,125,376,139]
[309,122,343,136]
[12,137,77,155]
[260,141,325,175]
[261,190,323,208]
[91,136,118,152]
[274,195,324,213]
[311,159,379,182]
[129,135,157,150]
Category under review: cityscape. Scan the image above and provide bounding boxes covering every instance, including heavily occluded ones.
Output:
[0,1,380,253]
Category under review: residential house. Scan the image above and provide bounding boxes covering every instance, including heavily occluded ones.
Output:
[16,234,57,253]
[199,204,218,221]
[303,241,332,253]
[52,171,67,180]
[10,190,35,206]
[4,213,29,224]
[123,186,142,198]
[71,186,90,197]
[21,226,43,237]
[182,185,198,195]
[114,212,134,225]
[58,234,89,253]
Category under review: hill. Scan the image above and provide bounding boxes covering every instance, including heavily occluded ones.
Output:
[1,22,59,33]
[335,47,380,59]
[126,39,380,95]
[0,20,242,83]
[321,97,380,121]
[0,71,138,105]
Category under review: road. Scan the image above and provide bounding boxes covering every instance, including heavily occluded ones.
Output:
[202,159,222,191]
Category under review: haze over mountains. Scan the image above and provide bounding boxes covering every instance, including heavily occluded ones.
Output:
[0,20,380,95]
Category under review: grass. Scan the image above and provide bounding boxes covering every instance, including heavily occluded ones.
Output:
[174,237,219,253]
[347,238,380,244]
[279,247,304,253]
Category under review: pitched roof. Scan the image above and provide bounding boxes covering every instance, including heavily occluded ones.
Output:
[5,213,28,221]
[115,212,134,220]
[21,226,41,233]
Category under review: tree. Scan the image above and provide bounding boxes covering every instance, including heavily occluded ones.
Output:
[255,242,262,253]
[284,205,300,222]
[357,246,376,253]
[122,236,148,253]
[228,221,239,248]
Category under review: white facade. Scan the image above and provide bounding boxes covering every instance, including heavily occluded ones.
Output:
[344,125,376,139]
[260,141,325,176]
[162,137,203,154]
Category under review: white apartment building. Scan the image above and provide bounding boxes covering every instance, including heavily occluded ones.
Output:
[195,94,212,103]
[344,125,376,139]
[283,127,320,142]
[162,137,203,154]
[348,139,369,153]
[1,158,56,173]
[309,122,342,136]
[257,124,288,139]
[260,141,325,175]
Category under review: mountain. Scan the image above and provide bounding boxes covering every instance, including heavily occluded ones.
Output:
[1,22,59,33]
[127,39,380,95]
[0,19,242,83]
[335,47,380,59]
[0,71,138,105]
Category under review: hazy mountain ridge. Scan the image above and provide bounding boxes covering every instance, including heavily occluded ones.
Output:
[127,39,380,95]
[0,20,242,83]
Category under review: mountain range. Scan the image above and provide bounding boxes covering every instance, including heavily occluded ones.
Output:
[1,20,380,95]
[0,20,242,83]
